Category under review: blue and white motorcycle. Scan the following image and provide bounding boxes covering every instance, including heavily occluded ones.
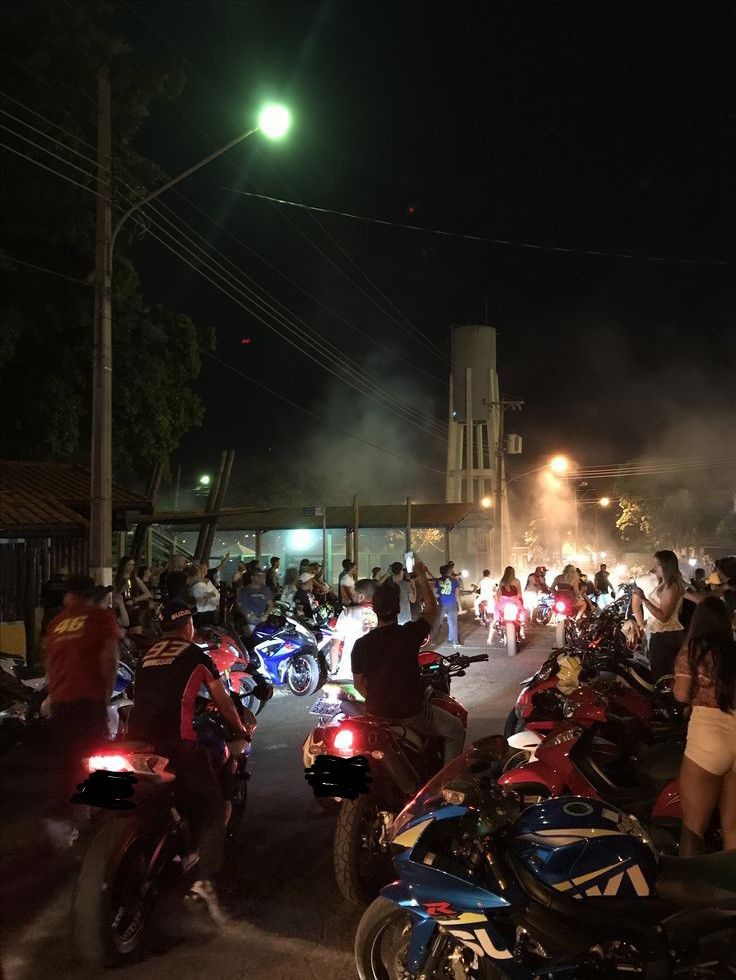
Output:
[248,611,333,697]
[355,735,736,978]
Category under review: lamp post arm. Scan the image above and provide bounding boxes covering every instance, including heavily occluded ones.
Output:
[110,127,258,255]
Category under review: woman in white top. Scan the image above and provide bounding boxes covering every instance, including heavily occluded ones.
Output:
[632,549,685,682]
[189,561,220,629]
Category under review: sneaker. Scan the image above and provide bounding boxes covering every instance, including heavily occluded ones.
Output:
[185,879,229,927]
[44,817,79,851]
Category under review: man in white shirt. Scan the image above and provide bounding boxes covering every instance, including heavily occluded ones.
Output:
[338,558,357,607]
[329,579,377,679]
[474,569,495,619]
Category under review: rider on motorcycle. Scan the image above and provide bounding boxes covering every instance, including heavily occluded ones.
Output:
[127,601,254,924]
[351,560,465,763]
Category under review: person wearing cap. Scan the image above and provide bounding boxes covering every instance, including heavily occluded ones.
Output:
[128,601,254,924]
[294,571,319,622]
[236,569,274,634]
[43,575,123,849]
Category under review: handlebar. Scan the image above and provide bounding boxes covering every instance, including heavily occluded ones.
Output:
[464,654,490,664]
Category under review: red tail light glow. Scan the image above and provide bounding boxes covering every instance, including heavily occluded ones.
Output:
[554,600,568,614]
[333,728,355,753]
[502,602,519,622]
[88,754,132,773]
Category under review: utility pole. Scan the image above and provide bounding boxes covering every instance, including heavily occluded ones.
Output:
[89,66,113,586]
[492,398,524,571]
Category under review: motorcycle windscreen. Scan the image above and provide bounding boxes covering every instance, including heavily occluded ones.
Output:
[393,735,510,831]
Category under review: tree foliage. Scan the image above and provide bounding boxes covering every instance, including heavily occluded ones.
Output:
[0,1,213,472]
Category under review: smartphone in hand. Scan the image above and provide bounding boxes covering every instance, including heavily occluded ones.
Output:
[404,550,415,574]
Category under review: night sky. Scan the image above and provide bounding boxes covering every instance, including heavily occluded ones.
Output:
[116,1,735,499]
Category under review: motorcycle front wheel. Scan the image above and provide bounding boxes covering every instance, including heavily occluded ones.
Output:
[74,814,153,967]
[334,796,394,906]
[355,897,500,980]
[533,606,552,626]
[286,653,322,696]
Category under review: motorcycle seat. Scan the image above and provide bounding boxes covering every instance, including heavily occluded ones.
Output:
[656,852,736,909]
[633,740,683,784]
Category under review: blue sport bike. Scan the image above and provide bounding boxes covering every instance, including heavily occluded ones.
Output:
[355,735,736,979]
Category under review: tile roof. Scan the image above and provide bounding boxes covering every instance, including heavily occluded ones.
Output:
[0,461,151,513]
[0,490,88,534]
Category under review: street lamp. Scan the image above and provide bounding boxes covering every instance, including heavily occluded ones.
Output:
[481,496,493,509]
[89,100,292,583]
[549,455,570,475]
[199,474,211,487]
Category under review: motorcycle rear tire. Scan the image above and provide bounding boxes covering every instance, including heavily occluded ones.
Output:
[334,796,394,906]
[286,653,322,697]
[73,814,150,967]
[355,896,501,980]
[533,607,552,626]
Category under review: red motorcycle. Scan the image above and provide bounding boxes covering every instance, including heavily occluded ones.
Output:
[312,652,487,905]
[499,686,690,852]
[195,626,273,716]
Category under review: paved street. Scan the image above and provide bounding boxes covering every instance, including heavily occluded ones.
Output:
[1,620,553,980]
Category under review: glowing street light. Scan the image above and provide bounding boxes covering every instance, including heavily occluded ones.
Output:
[257,103,291,140]
[481,496,493,509]
[199,474,211,486]
[599,496,611,507]
[549,455,569,475]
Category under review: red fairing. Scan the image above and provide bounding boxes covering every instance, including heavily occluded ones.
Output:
[498,759,568,796]
[651,779,682,820]
[431,692,468,728]
[516,675,558,715]
[418,651,443,668]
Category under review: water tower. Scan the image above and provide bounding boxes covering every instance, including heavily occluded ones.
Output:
[445,325,501,503]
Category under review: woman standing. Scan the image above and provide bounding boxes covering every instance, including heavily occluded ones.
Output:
[673,596,736,855]
[189,561,220,629]
[114,555,151,635]
[632,550,685,681]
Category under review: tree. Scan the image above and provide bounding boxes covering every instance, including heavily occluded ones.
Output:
[0,1,213,472]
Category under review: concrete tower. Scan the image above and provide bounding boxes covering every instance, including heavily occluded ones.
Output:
[445,325,501,504]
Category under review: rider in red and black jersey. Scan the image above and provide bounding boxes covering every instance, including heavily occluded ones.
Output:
[129,601,254,923]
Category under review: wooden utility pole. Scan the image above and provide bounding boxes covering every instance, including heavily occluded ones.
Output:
[492,399,524,571]
[89,66,113,586]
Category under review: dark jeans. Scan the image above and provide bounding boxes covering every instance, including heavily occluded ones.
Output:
[648,630,685,682]
[167,742,226,880]
[48,700,109,819]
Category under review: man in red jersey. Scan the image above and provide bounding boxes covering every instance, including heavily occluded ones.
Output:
[43,575,122,847]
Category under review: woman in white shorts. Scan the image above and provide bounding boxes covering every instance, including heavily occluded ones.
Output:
[674,596,736,856]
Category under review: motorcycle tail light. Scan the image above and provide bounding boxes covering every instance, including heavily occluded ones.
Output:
[333,728,355,753]
[554,600,568,614]
[87,753,132,772]
[502,602,519,622]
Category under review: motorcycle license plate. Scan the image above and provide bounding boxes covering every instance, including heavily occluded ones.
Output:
[309,699,341,718]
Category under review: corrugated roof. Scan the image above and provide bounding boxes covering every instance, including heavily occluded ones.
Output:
[138,502,475,531]
[0,490,88,535]
[0,461,151,513]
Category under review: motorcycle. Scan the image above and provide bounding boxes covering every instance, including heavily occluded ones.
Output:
[0,655,47,751]
[303,651,473,771]
[531,590,555,626]
[489,600,526,657]
[498,685,696,853]
[234,611,329,697]
[316,653,488,905]
[195,626,273,716]
[72,697,253,966]
[355,739,736,979]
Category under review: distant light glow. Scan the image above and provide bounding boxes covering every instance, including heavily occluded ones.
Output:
[289,528,314,551]
[241,338,251,345]
[687,557,697,567]
[481,496,492,508]
[258,103,291,140]
[199,474,211,486]
[461,569,469,578]
[550,455,569,475]
[614,563,628,578]
[599,496,611,507]
[599,551,607,560]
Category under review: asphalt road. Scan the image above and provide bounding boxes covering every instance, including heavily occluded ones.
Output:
[1,619,553,980]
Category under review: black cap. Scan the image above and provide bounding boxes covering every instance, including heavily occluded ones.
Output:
[65,575,95,598]
[161,600,192,627]
[91,584,113,603]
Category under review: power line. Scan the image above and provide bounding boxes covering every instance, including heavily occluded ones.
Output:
[0,108,447,438]
[0,253,92,287]
[222,189,736,269]
[0,103,108,172]
[0,121,98,184]
[109,2,449,361]
[0,89,98,154]
[204,352,448,477]
[0,141,101,197]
